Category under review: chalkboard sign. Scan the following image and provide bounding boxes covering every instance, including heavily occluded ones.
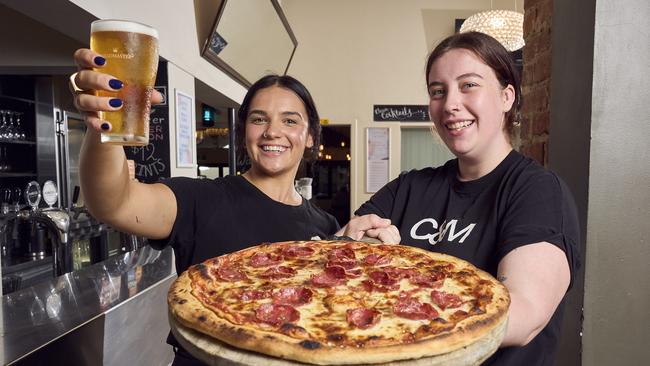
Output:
[373,105,430,122]
[124,61,171,183]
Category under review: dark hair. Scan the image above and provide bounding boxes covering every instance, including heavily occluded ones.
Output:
[425,31,522,136]
[236,74,321,166]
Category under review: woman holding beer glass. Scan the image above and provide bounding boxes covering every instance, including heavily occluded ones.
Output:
[71,46,397,364]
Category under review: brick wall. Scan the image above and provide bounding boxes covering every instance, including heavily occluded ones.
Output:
[518,0,553,166]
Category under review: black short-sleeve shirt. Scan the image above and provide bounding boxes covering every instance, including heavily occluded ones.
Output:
[150,175,340,275]
[356,149,580,366]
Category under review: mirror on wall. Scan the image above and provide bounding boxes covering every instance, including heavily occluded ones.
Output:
[202,0,297,87]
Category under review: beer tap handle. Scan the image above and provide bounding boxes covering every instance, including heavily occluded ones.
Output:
[12,187,21,210]
[11,214,20,240]
[72,186,80,206]
[2,187,10,204]
[1,187,10,214]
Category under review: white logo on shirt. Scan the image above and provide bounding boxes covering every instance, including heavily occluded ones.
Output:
[410,218,476,245]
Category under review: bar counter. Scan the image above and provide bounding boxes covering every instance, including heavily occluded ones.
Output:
[1,245,175,365]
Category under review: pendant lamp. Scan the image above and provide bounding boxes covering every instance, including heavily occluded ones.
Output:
[460,9,525,52]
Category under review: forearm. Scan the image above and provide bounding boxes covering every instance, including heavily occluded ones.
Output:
[497,243,571,348]
[79,129,131,222]
[500,292,544,347]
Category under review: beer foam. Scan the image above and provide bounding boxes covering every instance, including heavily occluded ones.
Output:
[91,19,158,39]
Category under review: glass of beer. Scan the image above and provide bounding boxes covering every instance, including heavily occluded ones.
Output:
[90,19,159,146]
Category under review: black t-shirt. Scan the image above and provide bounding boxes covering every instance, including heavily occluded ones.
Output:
[150,175,340,364]
[356,149,580,366]
[150,174,340,275]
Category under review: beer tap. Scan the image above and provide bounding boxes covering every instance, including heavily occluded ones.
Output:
[12,187,22,212]
[1,187,10,215]
[1,187,14,258]
[21,181,71,276]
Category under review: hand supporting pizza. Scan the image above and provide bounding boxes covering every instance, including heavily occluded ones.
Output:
[169,240,510,365]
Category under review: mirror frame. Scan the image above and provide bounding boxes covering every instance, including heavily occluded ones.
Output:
[201,0,298,88]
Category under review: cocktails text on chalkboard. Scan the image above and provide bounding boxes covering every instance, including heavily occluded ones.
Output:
[373,105,430,122]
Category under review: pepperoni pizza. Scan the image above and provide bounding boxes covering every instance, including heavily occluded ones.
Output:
[168,240,510,365]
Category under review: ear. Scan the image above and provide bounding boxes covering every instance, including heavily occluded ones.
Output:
[305,132,314,149]
[502,84,516,113]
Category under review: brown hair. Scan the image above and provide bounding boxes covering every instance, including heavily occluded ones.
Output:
[425,31,522,136]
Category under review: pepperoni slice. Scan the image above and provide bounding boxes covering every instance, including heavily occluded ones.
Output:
[272,287,313,306]
[255,303,300,326]
[362,254,391,266]
[329,247,356,260]
[311,266,348,287]
[240,289,271,301]
[431,290,463,310]
[393,296,439,320]
[326,259,357,270]
[249,252,282,268]
[369,271,398,286]
[324,265,347,279]
[345,268,363,278]
[409,274,445,288]
[347,308,381,329]
[281,245,315,258]
[216,266,248,282]
[259,266,297,279]
[360,279,399,292]
[382,266,417,280]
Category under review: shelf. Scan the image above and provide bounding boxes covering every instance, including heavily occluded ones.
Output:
[0,139,36,145]
[0,94,36,105]
[0,172,37,178]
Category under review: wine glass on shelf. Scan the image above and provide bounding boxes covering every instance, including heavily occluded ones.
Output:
[6,111,17,140]
[0,110,9,140]
[0,146,10,172]
[14,112,25,140]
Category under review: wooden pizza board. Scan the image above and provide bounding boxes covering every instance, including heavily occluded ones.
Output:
[169,312,506,366]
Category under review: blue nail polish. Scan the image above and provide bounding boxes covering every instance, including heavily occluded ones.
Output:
[109,98,123,108]
[109,79,123,90]
[101,123,110,131]
[94,56,106,66]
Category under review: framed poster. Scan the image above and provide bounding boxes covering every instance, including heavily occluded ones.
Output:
[366,127,390,193]
[175,89,195,168]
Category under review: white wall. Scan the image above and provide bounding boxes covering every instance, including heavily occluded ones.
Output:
[0,4,84,72]
[69,0,247,106]
[583,0,650,363]
[282,0,523,211]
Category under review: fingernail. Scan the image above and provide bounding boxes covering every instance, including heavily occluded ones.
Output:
[94,56,106,66]
[108,79,123,90]
[101,123,110,131]
[109,98,123,108]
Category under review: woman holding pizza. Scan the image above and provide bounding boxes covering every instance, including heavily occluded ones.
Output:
[340,31,580,366]
[70,51,397,365]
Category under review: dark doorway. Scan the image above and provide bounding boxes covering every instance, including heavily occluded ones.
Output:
[301,125,351,227]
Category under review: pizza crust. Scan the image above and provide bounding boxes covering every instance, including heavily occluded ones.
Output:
[170,310,506,366]
[168,241,510,365]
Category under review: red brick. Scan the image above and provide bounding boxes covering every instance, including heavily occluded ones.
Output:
[524,34,540,57]
[525,0,547,9]
[523,85,547,113]
[532,110,550,135]
[537,29,552,54]
[539,0,554,30]
[519,114,534,139]
[533,52,551,83]
[523,7,536,35]
[520,141,546,165]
